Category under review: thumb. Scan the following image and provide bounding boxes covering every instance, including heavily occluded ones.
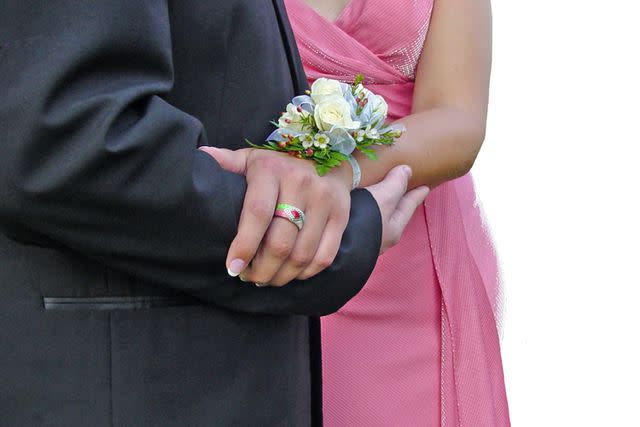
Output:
[365,165,412,208]
[199,147,249,175]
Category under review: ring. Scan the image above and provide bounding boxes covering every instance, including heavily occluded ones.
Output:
[274,203,305,231]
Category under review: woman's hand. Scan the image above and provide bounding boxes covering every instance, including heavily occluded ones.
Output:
[200,147,353,286]
[364,166,430,254]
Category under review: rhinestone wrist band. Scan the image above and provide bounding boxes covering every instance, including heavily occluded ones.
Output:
[348,154,361,190]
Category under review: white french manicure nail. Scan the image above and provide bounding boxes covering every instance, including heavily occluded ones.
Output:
[227,259,245,277]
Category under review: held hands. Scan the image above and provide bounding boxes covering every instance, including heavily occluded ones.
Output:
[200,147,429,286]
[201,147,353,286]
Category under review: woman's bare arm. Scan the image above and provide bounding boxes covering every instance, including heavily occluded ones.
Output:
[355,0,492,189]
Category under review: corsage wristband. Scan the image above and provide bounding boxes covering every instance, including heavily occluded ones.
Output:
[347,154,361,189]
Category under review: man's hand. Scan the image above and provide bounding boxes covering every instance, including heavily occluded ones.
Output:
[200,147,353,286]
[365,165,430,254]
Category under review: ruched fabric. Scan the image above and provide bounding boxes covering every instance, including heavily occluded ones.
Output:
[285,1,510,425]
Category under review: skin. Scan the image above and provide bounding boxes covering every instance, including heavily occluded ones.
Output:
[202,147,430,286]
[346,0,493,189]
[303,0,352,22]
[202,0,492,286]
[203,147,355,284]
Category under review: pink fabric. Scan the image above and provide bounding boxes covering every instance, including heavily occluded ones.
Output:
[284,0,510,425]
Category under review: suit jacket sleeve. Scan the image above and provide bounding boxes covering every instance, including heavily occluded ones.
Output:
[0,0,381,316]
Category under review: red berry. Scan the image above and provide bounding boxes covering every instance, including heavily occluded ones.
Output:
[305,148,314,156]
[284,118,291,124]
[297,106,303,113]
[278,141,287,149]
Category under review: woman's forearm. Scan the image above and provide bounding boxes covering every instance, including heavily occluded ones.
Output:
[354,106,486,189]
[355,0,492,191]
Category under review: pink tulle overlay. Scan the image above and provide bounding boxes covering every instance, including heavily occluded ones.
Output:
[285,0,510,425]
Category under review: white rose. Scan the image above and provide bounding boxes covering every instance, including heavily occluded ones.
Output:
[278,103,309,132]
[310,78,344,104]
[313,96,361,132]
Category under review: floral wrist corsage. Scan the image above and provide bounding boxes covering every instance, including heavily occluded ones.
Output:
[247,75,405,176]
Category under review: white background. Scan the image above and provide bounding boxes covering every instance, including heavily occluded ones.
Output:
[473,0,640,425]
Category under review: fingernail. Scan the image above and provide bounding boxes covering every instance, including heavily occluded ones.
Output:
[238,274,248,282]
[402,166,412,178]
[227,259,245,277]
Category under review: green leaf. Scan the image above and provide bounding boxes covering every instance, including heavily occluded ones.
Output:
[315,164,330,176]
[330,152,349,161]
[358,147,378,160]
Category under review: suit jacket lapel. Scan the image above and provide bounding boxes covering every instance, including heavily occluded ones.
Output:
[271,0,309,93]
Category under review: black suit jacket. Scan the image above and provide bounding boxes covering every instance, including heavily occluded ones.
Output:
[0,1,382,425]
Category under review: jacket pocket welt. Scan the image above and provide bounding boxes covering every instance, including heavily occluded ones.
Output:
[43,296,199,311]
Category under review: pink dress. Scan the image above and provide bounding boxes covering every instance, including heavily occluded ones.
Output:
[285,1,510,425]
